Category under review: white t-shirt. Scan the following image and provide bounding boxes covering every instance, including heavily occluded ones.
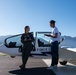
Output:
[51,26,60,42]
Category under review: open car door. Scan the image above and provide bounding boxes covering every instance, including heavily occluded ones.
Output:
[34,32,51,55]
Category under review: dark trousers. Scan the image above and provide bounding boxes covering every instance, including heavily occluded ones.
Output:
[51,41,59,66]
[22,43,32,67]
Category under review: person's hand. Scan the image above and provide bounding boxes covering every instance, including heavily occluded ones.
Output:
[44,34,52,37]
[24,39,27,41]
[28,38,31,41]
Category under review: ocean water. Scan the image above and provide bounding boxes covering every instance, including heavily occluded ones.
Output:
[67,48,76,52]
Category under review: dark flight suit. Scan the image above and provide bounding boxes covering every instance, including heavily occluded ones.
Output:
[21,33,34,67]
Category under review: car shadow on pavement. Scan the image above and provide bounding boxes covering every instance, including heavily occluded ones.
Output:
[9,67,56,75]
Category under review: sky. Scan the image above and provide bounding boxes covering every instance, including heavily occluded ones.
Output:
[0,0,76,37]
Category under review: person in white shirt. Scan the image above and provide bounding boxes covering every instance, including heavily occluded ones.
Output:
[45,20,60,69]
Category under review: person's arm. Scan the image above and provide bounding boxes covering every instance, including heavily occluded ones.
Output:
[21,35,24,43]
[52,33,58,38]
[28,33,34,42]
[44,33,58,38]
[21,34,27,43]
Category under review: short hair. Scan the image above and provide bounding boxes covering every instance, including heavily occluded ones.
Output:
[50,20,56,24]
[25,26,29,30]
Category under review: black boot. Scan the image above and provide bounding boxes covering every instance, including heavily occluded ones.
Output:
[19,64,25,70]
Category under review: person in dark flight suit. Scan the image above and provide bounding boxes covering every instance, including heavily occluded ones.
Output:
[19,26,34,70]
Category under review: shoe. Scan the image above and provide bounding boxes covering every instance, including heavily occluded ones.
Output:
[47,66,54,70]
[53,65,57,68]
[19,65,25,70]
[47,65,58,70]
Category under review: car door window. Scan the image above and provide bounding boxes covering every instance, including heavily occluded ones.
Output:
[36,32,51,47]
[5,34,23,48]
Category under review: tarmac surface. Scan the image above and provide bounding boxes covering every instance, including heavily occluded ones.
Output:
[0,55,56,75]
[0,54,76,75]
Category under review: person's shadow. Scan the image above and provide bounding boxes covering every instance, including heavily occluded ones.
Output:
[9,67,56,75]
